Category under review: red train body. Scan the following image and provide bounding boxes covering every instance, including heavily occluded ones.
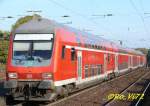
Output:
[4,18,146,101]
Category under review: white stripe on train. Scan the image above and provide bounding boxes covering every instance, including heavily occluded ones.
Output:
[65,45,131,56]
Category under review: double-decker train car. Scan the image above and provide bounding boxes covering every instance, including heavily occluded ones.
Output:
[4,17,146,101]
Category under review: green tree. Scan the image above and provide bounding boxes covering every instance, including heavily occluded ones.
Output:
[0,40,9,64]
[135,48,148,55]
[0,30,3,38]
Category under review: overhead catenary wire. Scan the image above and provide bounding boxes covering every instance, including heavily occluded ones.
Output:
[47,0,114,35]
[139,0,145,13]
[47,0,150,48]
[129,0,150,36]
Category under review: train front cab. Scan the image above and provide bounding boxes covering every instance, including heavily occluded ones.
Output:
[4,33,58,101]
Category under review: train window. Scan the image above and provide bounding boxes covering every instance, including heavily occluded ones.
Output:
[95,45,97,49]
[88,65,91,77]
[62,46,65,59]
[94,65,97,76]
[89,44,92,48]
[84,65,88,78]
[92,45,95,48]
[95,45,98,49]
[85,44,89,48]
[107,54,111,63]
[100,46,102,49]
[88,44,91,48]
[85,44,87,48]
[97,45,99,49]
[71,48,76,61]
[90,44,92,48]
[78,43,82,46]
[13,41,53,66]
[104,47,106,50]
[97,65,102,75]
[91,65,95,76]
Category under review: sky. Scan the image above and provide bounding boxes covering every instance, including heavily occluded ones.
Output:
[0,0,150,48]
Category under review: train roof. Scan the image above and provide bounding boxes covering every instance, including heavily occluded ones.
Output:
[14,17,144,56]
[14,18,57,34]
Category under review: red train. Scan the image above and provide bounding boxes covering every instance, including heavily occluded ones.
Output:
[4,17,146,101]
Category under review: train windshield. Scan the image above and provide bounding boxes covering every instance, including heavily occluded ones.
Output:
[12,34,53,67]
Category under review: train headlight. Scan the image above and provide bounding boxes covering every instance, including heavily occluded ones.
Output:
[42,73,53,79]
[8,73,18,79]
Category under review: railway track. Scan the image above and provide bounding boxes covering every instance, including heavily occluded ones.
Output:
[134,81,150,106]
[47,68,148,106]
[104,69,150,106]
[0,79,7,106]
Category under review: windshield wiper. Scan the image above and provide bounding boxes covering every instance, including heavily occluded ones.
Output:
[26,56,43,62]
[35,57,43,62]
[14,58,23,64]
[26,42,34,60]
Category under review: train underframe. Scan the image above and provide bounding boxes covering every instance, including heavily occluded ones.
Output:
[4,80,58,101]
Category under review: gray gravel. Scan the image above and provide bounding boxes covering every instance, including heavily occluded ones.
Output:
[0,97,6,106]
[0,81,6,106]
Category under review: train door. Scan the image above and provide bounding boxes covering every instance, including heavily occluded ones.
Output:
[77,51,82,82]
[115,54,118,71]
[131,56,133,68]
[104,54,107,73]
[128,56,131,68]
[138,56,140,66]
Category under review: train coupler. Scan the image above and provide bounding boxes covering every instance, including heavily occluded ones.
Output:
[23,84,30,101]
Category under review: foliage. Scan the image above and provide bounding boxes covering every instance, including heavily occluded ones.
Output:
[135,48,149,55]
[0,31,9,65]
[11,14,41,31]
[0,40,9,64]
[11,16,33,30]
[0,30,3,38]
[0,30,10,40]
